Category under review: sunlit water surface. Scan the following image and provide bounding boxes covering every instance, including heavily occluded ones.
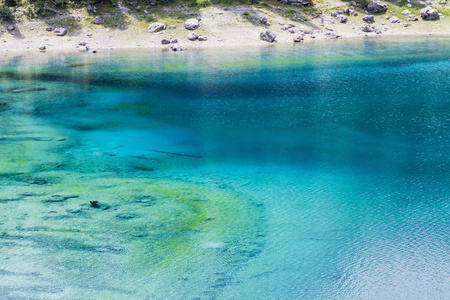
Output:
[0,38,449,299]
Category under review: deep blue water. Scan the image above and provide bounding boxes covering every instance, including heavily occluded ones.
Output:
[0,37,449,299]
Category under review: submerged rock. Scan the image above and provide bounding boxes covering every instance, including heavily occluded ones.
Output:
[43,194,78,203]
[29,178,48,185]
[116,213,140,220]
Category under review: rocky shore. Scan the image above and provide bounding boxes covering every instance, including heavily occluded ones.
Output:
[0,0,448,53]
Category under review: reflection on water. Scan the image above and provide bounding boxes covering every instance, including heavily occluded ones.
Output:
[0,37,449,299]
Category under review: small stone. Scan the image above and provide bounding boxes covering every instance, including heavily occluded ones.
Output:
[7,25,14,31]
[46,27,52,32]
[401,9,411,15]
[168,25,176,29]
[78,41,88,46]
[198,35,208,41]
[293,34,304,42]
[161,37,171,44]
[39,46,46,51]
[170,44,186,51]
[389,16,399,23]
[92,16,103,24]
[54,27,67,36]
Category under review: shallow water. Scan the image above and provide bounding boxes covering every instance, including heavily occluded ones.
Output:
[0,37,449,299]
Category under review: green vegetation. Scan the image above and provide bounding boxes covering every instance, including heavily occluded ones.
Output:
[0,7,14,21]
[23,4,53,18]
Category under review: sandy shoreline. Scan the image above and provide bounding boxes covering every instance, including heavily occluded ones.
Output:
[0,4,449,55]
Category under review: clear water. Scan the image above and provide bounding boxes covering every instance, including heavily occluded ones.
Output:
[0,37,449,299]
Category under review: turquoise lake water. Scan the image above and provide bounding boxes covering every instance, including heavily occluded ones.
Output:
[0,37,449,299]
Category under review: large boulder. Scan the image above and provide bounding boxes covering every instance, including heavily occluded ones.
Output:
[362,15,375,23]
[277,0,310,6]
[187,32,199,41]
[365,1,387,14]
[185,18,200,30]
[148,22,166,33]
[336,14,348,23]
[420,7,440,20]
[54,27,67,36]
[260,31,276,43]
[361,24,374,32]
[260,17,270,26]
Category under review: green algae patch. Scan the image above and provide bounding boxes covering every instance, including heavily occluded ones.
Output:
[0,116,66,175]
[0,172,265,298]
[109,102,153,117]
